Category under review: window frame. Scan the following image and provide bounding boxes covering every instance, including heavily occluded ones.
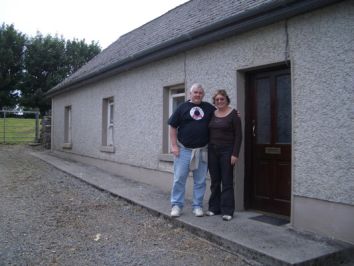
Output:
[101,97,115,153]
[107,99,114,146]
[161,84,185,157]
[168,87,185,152]
[63,105,72,149]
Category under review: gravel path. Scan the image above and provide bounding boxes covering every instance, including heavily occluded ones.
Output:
[0,145,252,266]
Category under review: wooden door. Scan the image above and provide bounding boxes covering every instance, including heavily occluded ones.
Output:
[246,67,291,216]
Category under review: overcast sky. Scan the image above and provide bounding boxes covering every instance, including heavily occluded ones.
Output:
[1,0,189,49]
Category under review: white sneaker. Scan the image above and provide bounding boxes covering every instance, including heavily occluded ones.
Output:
[193,207,204,217]
[222,215,232,221]
[171,206,182,217]
[206,211,215,216]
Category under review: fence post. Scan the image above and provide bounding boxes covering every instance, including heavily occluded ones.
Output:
[35,112,39,143]
[2,110,6,143]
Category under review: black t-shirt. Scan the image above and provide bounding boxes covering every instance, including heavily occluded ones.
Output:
[168,101,215,148]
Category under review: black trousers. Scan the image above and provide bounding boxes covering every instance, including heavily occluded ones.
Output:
[208,144,235,216]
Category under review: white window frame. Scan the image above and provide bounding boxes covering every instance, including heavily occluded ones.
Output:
[101,97,115,153]
[63,105,72,149]
[107,99,114,146]
[168,87,185,152]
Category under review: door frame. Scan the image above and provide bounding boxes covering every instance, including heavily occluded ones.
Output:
[243,63,292,217]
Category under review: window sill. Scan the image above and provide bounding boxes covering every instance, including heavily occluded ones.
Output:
[100,145,115,153]
[62,143,72,149]
[159,153,174,162]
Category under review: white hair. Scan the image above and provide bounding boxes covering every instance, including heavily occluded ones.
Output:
[190,83,204,93]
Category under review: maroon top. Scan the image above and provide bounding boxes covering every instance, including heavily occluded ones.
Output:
[208,109,242,157]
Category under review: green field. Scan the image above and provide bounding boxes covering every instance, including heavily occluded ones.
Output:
[0,118,39,144]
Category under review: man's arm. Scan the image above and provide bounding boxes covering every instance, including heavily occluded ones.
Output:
[169,126,179,157]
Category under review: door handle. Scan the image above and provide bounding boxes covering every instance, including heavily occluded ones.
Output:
[252,120,256,137]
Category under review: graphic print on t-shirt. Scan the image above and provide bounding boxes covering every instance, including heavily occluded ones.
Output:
[190,106,204,120]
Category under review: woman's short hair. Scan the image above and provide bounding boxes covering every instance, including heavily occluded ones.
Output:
[212,89,230,105]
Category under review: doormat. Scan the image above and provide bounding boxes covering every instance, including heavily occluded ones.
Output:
[249,215,289,226]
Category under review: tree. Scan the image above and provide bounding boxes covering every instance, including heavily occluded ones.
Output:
[20,34,67,113]
[0,23,101,113]
[0,23,26,110]
[20,34,101,114]
[65,39,101,76]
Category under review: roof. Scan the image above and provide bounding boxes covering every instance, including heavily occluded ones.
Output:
[47,0,341,97]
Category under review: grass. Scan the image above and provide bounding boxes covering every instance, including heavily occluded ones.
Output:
[0,118,40,144]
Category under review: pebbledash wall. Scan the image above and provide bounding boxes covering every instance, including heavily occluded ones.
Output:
[50,1,354,244]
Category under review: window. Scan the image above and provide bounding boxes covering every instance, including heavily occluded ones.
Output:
[169,88,185,117]
[107,100,114,146]
[162,84,185,155]
[101,97,115,152]
[63,106,72,149]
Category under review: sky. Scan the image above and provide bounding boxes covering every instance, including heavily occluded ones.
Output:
[1,0,189,49]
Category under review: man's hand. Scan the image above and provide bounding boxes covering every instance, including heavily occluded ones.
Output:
[171,144,180,157]
[169,127,179,157]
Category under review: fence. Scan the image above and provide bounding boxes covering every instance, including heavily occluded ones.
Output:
[0,110,40,144]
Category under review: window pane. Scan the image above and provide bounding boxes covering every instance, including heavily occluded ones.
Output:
[276,74,291,143]
[173,96,184,112]
[172,89,184,95]
[65,106,72,143]
[256,78,271,144]
[109,104,114,124]
[108,127,114,146]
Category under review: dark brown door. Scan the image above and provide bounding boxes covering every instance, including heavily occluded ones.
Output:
[246,67,291,216]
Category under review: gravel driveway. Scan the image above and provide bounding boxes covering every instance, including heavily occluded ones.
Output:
[0,145,252,266]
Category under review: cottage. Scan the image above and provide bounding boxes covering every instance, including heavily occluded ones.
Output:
[47,0,354,244]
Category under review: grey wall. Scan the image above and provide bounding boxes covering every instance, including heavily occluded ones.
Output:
[52,54,186,170]
[290,1,354,205]
[293,195,354,245]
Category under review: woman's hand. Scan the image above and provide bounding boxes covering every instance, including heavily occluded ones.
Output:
[231,155,238,165]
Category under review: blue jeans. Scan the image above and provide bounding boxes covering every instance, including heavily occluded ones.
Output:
[171,146,207,209]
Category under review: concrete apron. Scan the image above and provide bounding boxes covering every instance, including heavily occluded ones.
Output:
[31,151,354,266]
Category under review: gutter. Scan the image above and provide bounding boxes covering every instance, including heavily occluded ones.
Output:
[46,0,342,98]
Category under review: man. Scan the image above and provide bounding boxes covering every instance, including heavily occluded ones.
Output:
[168,83,215,217]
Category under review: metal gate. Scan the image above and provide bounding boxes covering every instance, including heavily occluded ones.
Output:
[1,110,40,144]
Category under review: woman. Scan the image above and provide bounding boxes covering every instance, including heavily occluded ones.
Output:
[206,90,242,221]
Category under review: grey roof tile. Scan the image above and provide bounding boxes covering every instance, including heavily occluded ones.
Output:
[53,0,344,94]
[50,0,274,93]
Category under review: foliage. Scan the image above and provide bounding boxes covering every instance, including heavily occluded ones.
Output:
[0,23,27,109]
[20,34,67,114]
[20,35,101,114]
[0,23,101,114]
[66,39,101,76]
